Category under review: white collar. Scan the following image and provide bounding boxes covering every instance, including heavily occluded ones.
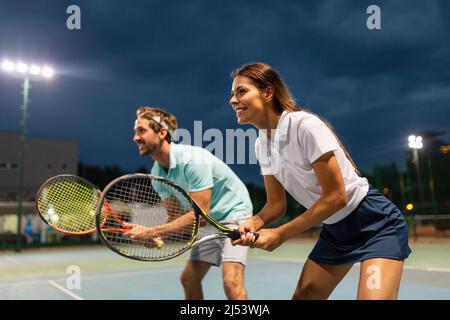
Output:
[258,111,291,143]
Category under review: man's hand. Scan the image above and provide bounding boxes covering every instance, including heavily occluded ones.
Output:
[123,223,160,240]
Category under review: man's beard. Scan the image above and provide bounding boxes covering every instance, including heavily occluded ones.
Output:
[139,141,160,157]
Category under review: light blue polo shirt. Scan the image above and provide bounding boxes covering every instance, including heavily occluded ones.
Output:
[151,143,253,221]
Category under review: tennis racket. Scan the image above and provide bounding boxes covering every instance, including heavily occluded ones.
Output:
[36,174,131,235]
[95,173,259,261]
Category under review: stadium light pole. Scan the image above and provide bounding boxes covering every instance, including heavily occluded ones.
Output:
[1,59,54,252]
[408,135,425,215]
[427,157,438,215]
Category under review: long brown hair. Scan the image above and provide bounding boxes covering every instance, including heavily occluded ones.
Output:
[231,62,361,175]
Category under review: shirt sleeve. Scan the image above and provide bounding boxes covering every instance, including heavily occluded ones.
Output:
[298,116,340,164]
[183,161,214,192]
[255,136,273,175]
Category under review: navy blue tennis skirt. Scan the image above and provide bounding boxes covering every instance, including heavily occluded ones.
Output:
[309,185,412,265]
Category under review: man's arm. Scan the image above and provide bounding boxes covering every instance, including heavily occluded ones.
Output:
[189,188,212,227]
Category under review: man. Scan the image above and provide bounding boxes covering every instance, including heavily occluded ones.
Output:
[130,106,253,300]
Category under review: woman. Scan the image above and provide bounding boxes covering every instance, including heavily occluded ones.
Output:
[229,62,411,300]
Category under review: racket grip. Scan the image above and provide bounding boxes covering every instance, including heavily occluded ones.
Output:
[229,229,241,241]
[229,229,260,241]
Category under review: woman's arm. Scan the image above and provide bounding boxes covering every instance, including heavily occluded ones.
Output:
[250,151,348,251]
[276,151,347,240]
[235,175,286,244]
[254,175,287,228]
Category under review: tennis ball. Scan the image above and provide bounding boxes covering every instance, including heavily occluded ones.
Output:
[49,214,59,225]
[155,239,164,249]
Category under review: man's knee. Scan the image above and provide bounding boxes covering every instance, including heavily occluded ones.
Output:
[180,269,200,289]
[223,274,241,292]
[223,277,246,299]
[222,263,246,299]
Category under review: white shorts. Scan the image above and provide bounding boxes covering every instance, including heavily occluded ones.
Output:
[189,215,250,267]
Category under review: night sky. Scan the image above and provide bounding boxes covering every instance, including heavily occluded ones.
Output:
[1,0,449,185]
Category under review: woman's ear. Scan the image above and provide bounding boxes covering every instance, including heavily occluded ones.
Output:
[264,86,274,102]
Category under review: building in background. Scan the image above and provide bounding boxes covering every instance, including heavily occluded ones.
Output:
[0,131,78,243]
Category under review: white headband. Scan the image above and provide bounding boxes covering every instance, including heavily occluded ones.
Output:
[151,115,169,130]
[150,115,175,138]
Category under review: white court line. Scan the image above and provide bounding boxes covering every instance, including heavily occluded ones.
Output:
[79,266,184,281]
[251,257,450,273]
[48,280,84,300]
[0,266,184,288]
[0,279,49,288]
[3,256,19,265]
[404,266,450,273]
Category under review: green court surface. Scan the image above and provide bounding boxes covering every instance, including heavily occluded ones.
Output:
[1,240,449,300]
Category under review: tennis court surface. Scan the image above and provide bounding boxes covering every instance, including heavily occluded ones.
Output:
[1,240,450,300]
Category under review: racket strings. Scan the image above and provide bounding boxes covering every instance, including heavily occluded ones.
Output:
[99,176,196,260]
[37,176,99,233]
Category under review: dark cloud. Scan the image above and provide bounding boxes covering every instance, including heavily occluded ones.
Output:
[0,0,449,184]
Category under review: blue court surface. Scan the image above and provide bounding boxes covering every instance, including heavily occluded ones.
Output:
[1,241,450,300]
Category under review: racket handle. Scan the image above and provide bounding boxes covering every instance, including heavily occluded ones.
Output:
[229,229,241,240]
[229,229,260,242]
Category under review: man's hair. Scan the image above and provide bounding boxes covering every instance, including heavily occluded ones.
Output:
[136,106,177,142]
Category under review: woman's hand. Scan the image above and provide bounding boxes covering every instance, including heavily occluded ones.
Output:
[236,228,284,252]
[232,216,264,246]
[253,229,284,251]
